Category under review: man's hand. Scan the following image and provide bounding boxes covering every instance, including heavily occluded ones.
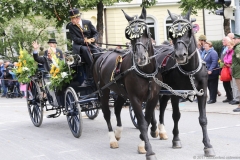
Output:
[84,38,92,44]
[90,38,95,42]
[32,41,39,50]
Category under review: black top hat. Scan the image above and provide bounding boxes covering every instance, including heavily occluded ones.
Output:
[234,33,240,39]
[69,8,81,18]
[47,39,57,44]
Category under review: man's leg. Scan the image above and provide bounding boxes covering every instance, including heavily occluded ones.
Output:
[80,46,94,86]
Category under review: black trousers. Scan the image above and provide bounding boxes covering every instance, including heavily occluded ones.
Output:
[80,45,99,79]
[223,81,233,100]
[208,76,219,101]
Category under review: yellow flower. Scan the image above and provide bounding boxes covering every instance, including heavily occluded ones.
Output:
[23,60,26,65]
[19,62,22,67]
[54,68,60,74]
[19,50,23,55]
[17,67,22,73]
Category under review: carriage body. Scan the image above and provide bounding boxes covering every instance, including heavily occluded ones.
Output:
[26,52,100,138]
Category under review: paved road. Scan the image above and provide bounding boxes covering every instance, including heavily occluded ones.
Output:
[0,97,240,160]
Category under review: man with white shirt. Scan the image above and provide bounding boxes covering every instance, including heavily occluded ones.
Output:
[68,8,99,86]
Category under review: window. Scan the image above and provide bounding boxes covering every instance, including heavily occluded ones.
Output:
[164,13,178,40]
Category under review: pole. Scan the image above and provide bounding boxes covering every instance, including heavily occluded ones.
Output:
[235,0,240,34]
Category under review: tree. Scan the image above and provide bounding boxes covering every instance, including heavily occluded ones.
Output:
[0,0,157,47]
[179,0,231,36]
[0,15,59,61]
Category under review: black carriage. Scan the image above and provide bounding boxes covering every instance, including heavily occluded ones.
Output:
[26,53,100,138]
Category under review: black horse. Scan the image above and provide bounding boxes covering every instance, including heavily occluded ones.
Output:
[93,7,161,160]
[153,9,215,157]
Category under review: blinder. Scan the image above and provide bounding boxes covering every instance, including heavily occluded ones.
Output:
[125,19,150,40]
[168,19,192,39]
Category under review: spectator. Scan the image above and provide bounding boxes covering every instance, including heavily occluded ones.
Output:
[222,40,234,103]
[203,41,220,104]
[232,34,240,112]
[38,47,45,56]
[227,33,234,40]
[0,59,7,97]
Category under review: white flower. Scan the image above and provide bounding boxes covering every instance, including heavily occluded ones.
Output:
[22,67,29,71]
[61,72,68,78]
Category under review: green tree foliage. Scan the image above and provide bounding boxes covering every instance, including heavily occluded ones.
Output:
[179,0,230,36]
[0,15,58,61]
[0,0,157,46]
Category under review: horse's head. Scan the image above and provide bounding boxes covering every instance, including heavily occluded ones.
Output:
[167,8,193,65]
[122,7,152,67]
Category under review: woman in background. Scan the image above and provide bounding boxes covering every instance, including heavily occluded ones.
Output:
[203,41,220,104]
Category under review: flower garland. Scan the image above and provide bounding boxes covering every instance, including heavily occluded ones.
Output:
[14,46,38,83]
[49,51,74,91]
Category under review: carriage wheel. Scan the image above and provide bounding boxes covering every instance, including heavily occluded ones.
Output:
[85,102,99,120]
[65,87,82,138]
[27,80,43,127]
[129,102,146,129]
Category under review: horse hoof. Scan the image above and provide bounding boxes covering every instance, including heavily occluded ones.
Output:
[115,137,121,141]
[159,133,168,140]
[110,141,119,149]
[204,148,215,157]
[172,140,182,149]
[138,146,147,154]
[146,154,157,160]
[150,130,159,138]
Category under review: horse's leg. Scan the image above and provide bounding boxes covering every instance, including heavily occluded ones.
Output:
[197,94,215,157]
[114,96,126,141]
[136,96,159,160]
[150,110,159,138]
[171,96,182,149]
[158,95,170,140]
[101,89,119,148]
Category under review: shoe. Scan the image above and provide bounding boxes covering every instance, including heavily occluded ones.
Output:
[81,80,94,87]
[233,108,240,112]
[222,99,231,103]
[230,100,240,105]
[207,100,216,104]
[228,100,234,104]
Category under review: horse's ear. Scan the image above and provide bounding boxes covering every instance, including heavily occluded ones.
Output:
[167,10,177,22]
[184,7,192,21]
[122,9,134,22]
[139,7,146,20]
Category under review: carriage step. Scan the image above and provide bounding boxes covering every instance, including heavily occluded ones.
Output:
[78,98,98,104]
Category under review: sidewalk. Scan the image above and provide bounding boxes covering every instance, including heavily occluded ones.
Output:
[165,80,240,115]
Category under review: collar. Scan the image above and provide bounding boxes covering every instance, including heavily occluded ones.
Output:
[78,19,83,28]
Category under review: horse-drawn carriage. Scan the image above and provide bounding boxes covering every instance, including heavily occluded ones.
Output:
[26,7,216,160]
[26,53,102,138]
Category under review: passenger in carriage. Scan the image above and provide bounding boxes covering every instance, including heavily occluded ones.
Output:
[32,41,64,115]
[44,39,63,59]
[68,8,99,87]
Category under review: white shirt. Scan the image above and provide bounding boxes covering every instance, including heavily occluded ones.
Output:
[78,19,83,28]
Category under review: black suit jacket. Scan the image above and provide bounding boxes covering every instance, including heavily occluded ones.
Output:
[68,20,98,54]
[33,54,51,72]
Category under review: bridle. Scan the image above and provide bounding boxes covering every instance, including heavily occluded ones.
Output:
[124,18,158,78]
[169,19,197,64]
[125,19,151,55]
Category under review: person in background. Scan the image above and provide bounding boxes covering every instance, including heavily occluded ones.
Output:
[203,41,220,104]
[228,34,240,105]
[0,59,7,97]
[231,34,240,112]
[227,32,234,40]
[220,37,231,101]
[198,35,207,59]
[38,47,45,56]
[222,40,234,103]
